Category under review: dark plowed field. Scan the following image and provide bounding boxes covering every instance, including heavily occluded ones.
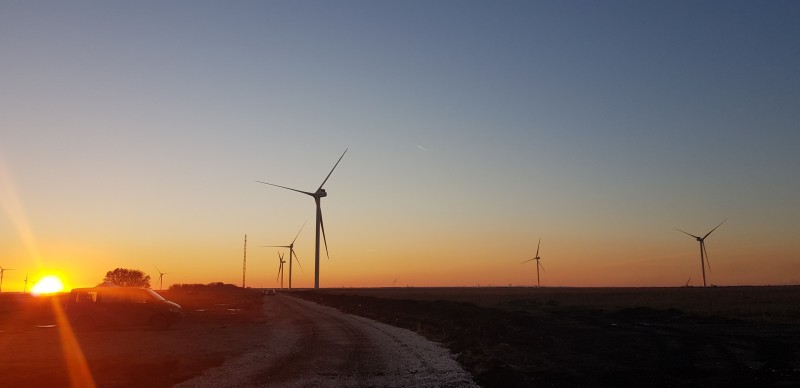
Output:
[294,286,800,388]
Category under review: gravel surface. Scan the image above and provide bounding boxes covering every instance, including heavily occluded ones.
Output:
[175,294,478,387]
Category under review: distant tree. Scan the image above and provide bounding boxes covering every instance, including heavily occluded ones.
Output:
[102,268,151,288]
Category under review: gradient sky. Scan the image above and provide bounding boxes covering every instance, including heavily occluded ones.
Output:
[1,1,799,290]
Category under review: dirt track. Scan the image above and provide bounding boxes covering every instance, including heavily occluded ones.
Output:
[178,293,476,387]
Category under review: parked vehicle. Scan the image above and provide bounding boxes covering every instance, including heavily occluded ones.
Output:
[65,286,183,330]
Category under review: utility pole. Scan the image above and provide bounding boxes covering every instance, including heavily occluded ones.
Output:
[242,234,247,288]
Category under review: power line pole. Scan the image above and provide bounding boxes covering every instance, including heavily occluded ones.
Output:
[242,234,247,288]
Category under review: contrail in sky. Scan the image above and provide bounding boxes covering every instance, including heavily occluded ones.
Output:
[416,145,428,151]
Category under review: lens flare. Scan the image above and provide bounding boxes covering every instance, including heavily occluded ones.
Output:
[31,275,65,295]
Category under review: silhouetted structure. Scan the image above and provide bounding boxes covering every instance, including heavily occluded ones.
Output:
[0,266,14,293]
[257,149,348,289]
[262,222,305,289]
[677,219,726,287]
[521,239,545,287]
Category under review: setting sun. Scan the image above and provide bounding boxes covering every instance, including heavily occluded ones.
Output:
[31,275,65,295]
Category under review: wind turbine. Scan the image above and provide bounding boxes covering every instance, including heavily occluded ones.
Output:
[0,266,14,293]
[257,149,348,289]
[262,222,305,289]
[154,266,171,291]
[676,219,726,287]
[24,274,29,293]
[276,252,286,289]
[521,239,545,287]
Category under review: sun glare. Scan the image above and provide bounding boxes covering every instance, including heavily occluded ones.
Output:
[31,275,65,295]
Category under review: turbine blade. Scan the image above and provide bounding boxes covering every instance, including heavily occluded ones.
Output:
[261,245,290,248]
[538,261,546,273]
[675,228,700,239]
[318,149,348,191]
[291,221,307,245]
[256,181,314,196]
[703,219,727,239]
[319,206,330,259]
[703,242,711,272]
[521,258,535,264]
[292,250,304,272]
[535,238,541,258]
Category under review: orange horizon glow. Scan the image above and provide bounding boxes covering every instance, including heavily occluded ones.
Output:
[2,154,799,291]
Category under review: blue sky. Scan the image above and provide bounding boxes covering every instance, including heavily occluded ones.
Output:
[1,1,799,289]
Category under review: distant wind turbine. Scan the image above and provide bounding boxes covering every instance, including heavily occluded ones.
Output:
[276,252,286,289]
[0,266,14,293]
[262,222,305,289]
[257,149,348,289]
[521,239,545,287]
[24,274,29,293]
[154,266,171,291]
[676,219,726,287]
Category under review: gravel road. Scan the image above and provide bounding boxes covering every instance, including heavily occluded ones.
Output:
[175,293,478,387]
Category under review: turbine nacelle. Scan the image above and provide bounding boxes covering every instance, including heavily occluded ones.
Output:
[314,188,328,198]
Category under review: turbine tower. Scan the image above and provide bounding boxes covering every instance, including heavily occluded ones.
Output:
[521,239,545,287]
[276,252,286,289]
[262,222,305,289]
[154,266,170,290]
[0,266,14,293]
[676,219,726,287]
[257,149,347,289]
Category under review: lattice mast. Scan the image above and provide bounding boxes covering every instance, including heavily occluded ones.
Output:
[242,234,247,288]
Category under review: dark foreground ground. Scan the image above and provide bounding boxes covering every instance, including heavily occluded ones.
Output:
[294,286,800,388]
[2,285,798,387]
[0,284,266,387]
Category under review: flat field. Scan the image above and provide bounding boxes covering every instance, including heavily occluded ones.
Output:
[0,285,265,387]
[2,286,798,387]
[294,286,800,388]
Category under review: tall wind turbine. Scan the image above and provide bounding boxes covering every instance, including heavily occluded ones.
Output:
[676,219,726,287]
[154,266,170,291]
[0,266,13,293]
[276,252,286,289]
[521,239,545,287]
[257,149,348,289]
[262,222,305,289]
[24,274,29,293]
